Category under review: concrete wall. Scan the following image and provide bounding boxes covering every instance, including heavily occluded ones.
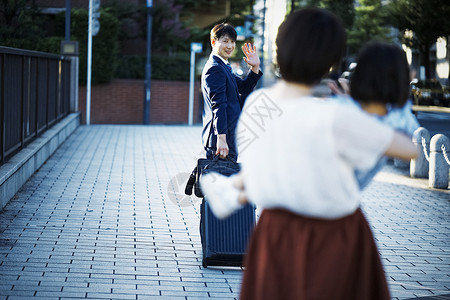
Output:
[0,113,80,210]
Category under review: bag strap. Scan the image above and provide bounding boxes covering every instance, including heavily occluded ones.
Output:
[205,110,216,151]
[184,166,198,195]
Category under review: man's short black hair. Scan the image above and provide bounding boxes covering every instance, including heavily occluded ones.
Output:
[276,8,346,85]
[210,23,237,42]
[350,41,410,107]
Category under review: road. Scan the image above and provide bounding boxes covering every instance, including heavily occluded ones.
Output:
[415,111,450,138]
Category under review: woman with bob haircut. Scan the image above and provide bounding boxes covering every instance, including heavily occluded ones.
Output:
[200,8,418,300]
[351,41,411,111]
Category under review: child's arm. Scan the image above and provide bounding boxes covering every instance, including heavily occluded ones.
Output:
[385,131,419,161]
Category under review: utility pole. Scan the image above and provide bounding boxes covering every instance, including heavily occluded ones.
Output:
[65,0,71,40]
[86,0,93,125]
[143,0,153,124]
[258,0,266,87]
[86,0,100,125]
[188,43,202,125]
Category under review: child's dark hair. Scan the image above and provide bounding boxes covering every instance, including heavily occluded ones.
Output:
[210,23,237,42]
[350,41,410,107]
[276,8,346,85]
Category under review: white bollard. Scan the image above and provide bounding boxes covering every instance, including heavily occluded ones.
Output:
[410,127,430,178]
[429,134,450,189]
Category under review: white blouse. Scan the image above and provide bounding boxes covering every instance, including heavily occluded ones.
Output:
[236,88,394,219]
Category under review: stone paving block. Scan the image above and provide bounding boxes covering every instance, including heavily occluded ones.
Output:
[0,284,13,293]
[138,296,184,300]
[2,290,36,298]
[86,293,137,299]
[209,292,240,298]
[415,282,450,292]
[184,285,231,293]
[9,297,56,300]
[135,282,161,292]
[389,287,422,300]
[41,281,88,289]
[78,279,113,287]
[0,275,18,282]
[391,273,421,282]
[160,290,209,297]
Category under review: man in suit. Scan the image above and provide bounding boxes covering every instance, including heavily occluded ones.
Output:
[202,23,262,160]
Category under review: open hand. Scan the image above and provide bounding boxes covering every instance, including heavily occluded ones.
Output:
[242,43,260,73]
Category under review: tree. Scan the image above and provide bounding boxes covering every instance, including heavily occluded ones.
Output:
[151,0,190,54]
[293,0,354,70]
[388,0,450,79]
[108,0,256,80]
[347,0,391,53]
[177,0,257,61]
[301,0,355,29]
[54,8,120,84]
[227,0,256,62]
[104,0,192,55]
[0,0,46,49]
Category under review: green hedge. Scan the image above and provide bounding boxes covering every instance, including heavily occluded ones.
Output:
[2,36,61,54]
[115,54,191,81]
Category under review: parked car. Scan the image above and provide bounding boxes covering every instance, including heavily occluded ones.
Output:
[410,79,449,107]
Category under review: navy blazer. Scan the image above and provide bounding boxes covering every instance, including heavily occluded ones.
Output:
[201,55,262,157]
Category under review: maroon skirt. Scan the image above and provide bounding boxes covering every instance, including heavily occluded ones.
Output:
[240,208,390,300]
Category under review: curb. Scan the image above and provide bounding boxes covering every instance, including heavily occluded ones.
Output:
[0,113,80,209]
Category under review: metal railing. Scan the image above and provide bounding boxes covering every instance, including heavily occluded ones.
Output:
[0,46,71,165]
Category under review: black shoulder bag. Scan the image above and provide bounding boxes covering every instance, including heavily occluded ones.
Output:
[185,156,240,198]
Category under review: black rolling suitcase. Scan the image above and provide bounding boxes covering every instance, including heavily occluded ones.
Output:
[185,156,256,268]
[200,199,255,268]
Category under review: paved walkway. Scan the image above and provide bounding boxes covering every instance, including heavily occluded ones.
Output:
[0,125,448,300]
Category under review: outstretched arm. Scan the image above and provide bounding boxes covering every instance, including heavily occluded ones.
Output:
[385,131,418,161]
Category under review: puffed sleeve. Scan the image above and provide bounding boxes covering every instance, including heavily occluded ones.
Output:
[333,105,395,171]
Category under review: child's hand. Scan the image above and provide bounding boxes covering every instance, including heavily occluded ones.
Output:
[328,78,350,95]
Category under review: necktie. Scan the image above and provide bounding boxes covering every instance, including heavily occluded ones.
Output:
[226,63,233,74]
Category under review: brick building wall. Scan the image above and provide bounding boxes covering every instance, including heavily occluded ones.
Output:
[78,79,202,125]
